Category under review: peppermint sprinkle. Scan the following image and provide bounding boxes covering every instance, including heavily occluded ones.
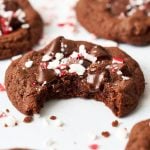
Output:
[112,57,124,64]
[0,83,5,92]
[25,60,33,68]
[87,74,96,84]
[117,70,123,75]
[89,144,99,150]
[42,54,52,62]
[11,54,22,61]
[55,52,64,60]
[79,45,97,63]
[122,76,130,80]
[21,23,30,29]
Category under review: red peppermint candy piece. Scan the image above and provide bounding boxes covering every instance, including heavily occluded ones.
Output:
[0,83,5,92]
[57,22,75,28]
[0,112,7,118]
[57,23,65,27]
[40,62,48,69]
[60,70,68,77]
[0,17,12,35]
[89,144,99,150]
[112,57,124,64]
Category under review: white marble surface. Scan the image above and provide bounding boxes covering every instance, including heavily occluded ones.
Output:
[0,0,149,149]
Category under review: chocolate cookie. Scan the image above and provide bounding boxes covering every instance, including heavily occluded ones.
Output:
[5,36,145,117]
[0,0,43,60]
[126,119,150,150]
[76,0,150,45]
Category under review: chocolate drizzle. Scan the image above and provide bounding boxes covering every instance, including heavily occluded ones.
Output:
[37,68,56,83]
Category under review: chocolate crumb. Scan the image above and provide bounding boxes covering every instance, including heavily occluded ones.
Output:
[23,116,33,123]
[101,131,110,137]
[6,109,10,113]
[15,122,18,126]
[50,115,57,120]
[4,124,8,127]
[112,120,119,127]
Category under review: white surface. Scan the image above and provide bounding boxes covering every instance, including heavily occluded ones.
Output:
[0,0,150,149]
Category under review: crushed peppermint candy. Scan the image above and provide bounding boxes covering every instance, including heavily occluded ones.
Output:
[112,57,124,64]
[0,111,7,118]
[21,23,30,29]
[40,44,98,77]
[95,72,105,89]
[89,144,99,150]
[87,74,96,84]
[126,0,150,16]
[25,60,33,68]
[79,45,97,63]
[11,54,22,61]
[0,1,29,35]
[55,52,64,60]
[42,54,52,62]
[0,83,5,92]
[69,64,86,75]
[117,70,123,75]
[115,128,129,140]
[122,76,130,80]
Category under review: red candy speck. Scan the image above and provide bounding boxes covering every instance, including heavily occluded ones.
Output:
[57,22,75,28]
[60,70,67,77]
[89,144,99,150]
[113,57,124,63]
[0,112,7,118]
[57,23,65,27]
[0,83,5,92]
[0,17,12,35]
[40,62,48,69]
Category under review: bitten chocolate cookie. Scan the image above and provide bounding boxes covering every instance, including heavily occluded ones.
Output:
[126,119,150,150]
[5,36,145,117]
[76,0,150,45]
[0,0,43,60]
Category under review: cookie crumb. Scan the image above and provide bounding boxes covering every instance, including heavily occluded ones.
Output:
[15,122,18,126]
[50,115,57,120]
[6,109,10,113]
[101,131,110,138]
[112,120,119,127]
[4,124,8,128]
[23,116,33,123]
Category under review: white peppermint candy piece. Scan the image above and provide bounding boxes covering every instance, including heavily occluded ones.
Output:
[25,60,33,68]
[69,64,86,75]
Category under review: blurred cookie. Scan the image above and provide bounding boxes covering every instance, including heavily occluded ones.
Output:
[0,0,43,60]
[76,0,150,45]
[126,119,150,150]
